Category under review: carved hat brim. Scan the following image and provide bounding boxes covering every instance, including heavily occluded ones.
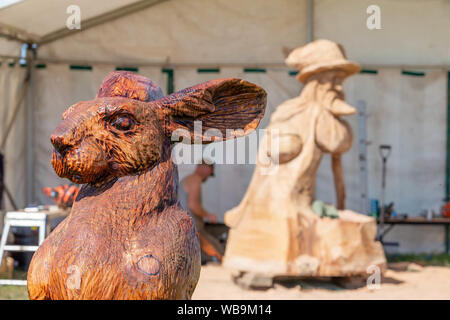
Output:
[296,60,361,83]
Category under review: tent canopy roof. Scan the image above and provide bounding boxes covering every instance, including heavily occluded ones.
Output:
[0,0,164,44]
[0,0,449,67]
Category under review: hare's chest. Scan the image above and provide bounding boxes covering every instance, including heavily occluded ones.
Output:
[43,204,198,299]
[48,219,169,299]
[59,212,164,265]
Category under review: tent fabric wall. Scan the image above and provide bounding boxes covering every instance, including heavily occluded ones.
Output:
[28,65,447,253]
[0,0,448,253]
[0,63,27,215]
[0,38,21,57]
[315,69,447,253]
[172,67,447,254]
[316,69,447,216]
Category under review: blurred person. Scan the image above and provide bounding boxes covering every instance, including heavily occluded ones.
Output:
[178,162,225,262]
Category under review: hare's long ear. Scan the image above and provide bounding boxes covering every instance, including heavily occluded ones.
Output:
[97,71,163,102]
[156,78,266,143]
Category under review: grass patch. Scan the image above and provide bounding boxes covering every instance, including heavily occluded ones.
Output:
[387,253,450,267]
[0,270,29,300]
[0,285,28,300]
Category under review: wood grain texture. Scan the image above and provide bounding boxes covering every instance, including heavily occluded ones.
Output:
[27,71,266,300]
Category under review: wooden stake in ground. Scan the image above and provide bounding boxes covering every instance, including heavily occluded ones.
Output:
[224,40,386,281]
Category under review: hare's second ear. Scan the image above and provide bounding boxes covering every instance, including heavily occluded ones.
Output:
[157,78,266,143]
[97,71,163,102]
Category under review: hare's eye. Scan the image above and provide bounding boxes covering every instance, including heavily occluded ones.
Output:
[111,116,135,131]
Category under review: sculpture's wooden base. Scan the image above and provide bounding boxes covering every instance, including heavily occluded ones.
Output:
[232,271,274,290]
[224,210,386,278]
[231,272,370,290]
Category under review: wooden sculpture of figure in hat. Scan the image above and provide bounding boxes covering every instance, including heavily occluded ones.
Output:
[224,40,386,282]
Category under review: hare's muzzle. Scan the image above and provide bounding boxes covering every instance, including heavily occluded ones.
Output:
[50,126,110,184]
[50,133,74,179]
[51,134,73,157]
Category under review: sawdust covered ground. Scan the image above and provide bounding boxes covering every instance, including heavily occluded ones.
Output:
[192,263,450,300]
[1,263,449,300]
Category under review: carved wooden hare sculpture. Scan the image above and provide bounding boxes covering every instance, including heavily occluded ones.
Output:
[27,71,266,300]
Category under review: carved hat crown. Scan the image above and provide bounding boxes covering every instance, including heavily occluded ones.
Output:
[285,39,361,83]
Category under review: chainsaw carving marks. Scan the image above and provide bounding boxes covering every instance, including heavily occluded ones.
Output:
[27,71,266,300]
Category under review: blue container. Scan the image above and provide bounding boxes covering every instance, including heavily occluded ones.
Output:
[370,198,379,217]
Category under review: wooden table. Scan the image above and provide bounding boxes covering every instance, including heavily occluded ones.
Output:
[378,217,450,253]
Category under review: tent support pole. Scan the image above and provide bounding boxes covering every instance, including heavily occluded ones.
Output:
[306,0,314,43]
[25,47,35,206]
[446,71,450,201]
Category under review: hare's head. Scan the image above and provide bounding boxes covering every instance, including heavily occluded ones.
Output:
[51,71,266,185]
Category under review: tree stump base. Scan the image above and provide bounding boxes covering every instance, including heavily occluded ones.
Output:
[224,210,387,278]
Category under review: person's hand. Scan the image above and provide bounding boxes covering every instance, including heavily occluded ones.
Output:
[205,213,218,223]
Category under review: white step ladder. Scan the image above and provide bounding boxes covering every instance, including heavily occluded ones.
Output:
[0,211,47,286]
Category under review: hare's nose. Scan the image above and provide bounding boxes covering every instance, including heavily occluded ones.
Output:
[51,134,72,157]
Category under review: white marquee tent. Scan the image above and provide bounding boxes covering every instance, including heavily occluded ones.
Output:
[0,0,449,253]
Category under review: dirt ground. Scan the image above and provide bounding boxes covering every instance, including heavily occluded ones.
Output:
[1,263,449,300]
[192,263,450,300]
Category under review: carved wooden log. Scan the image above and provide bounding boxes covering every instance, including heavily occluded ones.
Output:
[27,71,266,300]
[224,40,386,278]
